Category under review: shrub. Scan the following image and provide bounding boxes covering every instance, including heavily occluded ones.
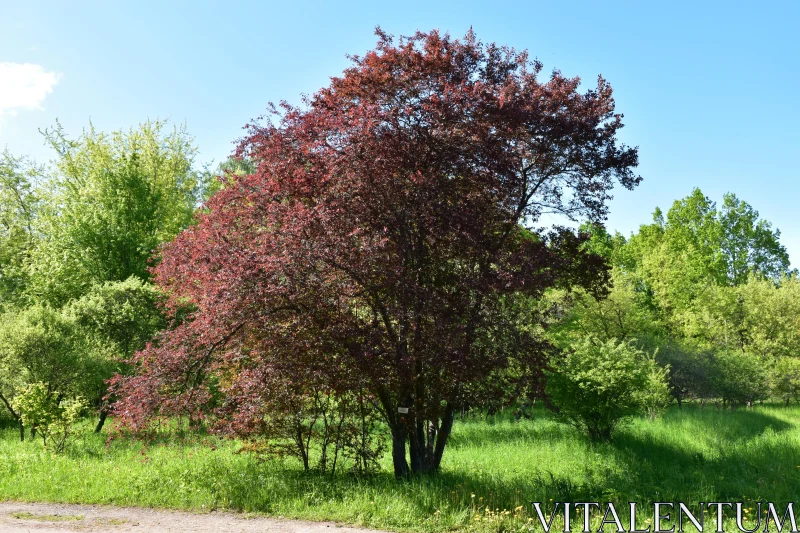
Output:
[770,357,800,406]
[546,337,665,441]
[11,382,87,452]
[712,351,770,407]
[636,357,672,421]
[226,380,385,476]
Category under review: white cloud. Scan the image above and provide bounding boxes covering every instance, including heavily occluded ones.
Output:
[0,62,61,116]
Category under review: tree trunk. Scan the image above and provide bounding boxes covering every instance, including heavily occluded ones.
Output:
[408,418,426,473]
[94,409,108,433]
[390,423,410,479]
[407,403,456,474]
[377,384,455,478]
[293,424,310,472]
[0,392,24,441]
[431,405,455,469]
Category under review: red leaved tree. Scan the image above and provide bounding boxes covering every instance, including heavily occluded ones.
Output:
[111,29,639,478]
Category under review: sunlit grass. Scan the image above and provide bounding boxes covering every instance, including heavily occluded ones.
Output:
[0,404,798,532]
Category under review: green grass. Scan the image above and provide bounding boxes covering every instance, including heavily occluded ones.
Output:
[0,405,798,532]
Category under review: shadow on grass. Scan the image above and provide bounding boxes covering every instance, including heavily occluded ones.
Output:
[180,406,799,518]
[602,407,799,503]
[657,404,793,440]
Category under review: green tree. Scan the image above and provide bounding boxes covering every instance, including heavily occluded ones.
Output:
[736,274,800,359]
[572,190,793,410]
[0,150,40,310]
[635,359,672,421]
[548,267,664,346]
[0,305,84,439]
[632,189,788,289]
[64,277,166,431]
[712,350,770,406]
[0,305,81,397]
[771,357,800,406]
[719,193,789,284]
[620,189,790,339]
[12,382,86,452]
[28,120,206,305]
[678,275,800,360]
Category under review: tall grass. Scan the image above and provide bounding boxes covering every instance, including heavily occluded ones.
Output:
[0,404,798,532]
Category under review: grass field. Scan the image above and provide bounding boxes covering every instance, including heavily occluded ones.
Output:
[1,405,798,532]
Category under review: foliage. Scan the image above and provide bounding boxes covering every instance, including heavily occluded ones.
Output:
[11,382,86,452]
[112,29,639,477]
[673,274,800,365]
[718,193,791,284]
[64,278,166,420]
[734,274,800,358]
[28,120,206,305]
[607,189,790,344]
[0,279,166,434]
[634,357,672,421]
[548,267,664,346]
[65,278,165,355]
[0,305,83,404]
[546,338,661,441]
[0,149,40,310]
[712,350,770,407]
[1,126,199,431]
[647,188,789,288]
[569,191,795,412]
[771,357,800,406]
[652,342,716,405]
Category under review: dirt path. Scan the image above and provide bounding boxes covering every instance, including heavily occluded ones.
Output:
[0,501,392,533]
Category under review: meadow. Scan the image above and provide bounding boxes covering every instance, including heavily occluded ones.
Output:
[1,404,798,532]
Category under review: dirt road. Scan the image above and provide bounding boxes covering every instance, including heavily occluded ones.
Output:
[0,501,391,533]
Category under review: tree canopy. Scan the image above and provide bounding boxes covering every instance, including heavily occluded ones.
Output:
[0,150,40,310]
[28,120,207,305]
[112,29,640,477]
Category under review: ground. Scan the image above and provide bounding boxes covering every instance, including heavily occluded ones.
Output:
[0,501,390,533]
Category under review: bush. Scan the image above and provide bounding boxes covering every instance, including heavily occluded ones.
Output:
[712,351,770,407]
[546,337,667,441]
[225,379,386,476]
[771,357,800,406]
[0,305,82,398]
[636,357,672,421]
[11,382,87,452]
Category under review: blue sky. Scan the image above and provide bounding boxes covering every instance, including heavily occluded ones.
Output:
[1,1,798,265]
